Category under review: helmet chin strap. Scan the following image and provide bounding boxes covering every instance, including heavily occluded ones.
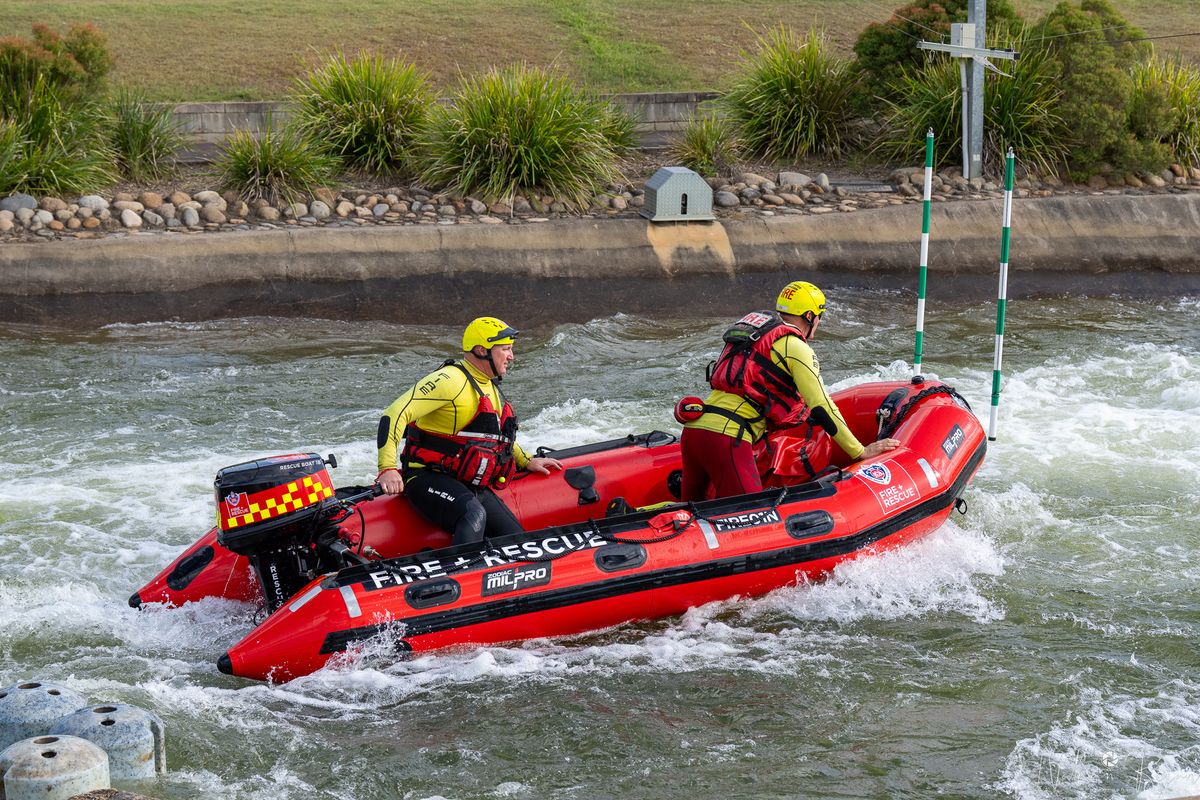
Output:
[488,348,503,381]
[781,312,815,342]
[472,346,502,380]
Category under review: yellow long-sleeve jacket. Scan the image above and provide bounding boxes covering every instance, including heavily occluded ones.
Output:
[377,360,531,473]
[684,333,865,459]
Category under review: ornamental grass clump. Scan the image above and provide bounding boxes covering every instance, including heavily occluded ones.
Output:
[109,88,185,183]
[872,27,1070,178]
[667,114,742,177]
[0,76,116,195]
[1130,52,1200,169]
[416,65,629,206]
[215,121,337,206]
[723,26,860,161]
[0,118,25,192]
[0,22,117,194]
[292,51,432,176]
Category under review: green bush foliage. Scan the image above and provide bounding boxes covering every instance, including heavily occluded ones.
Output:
[109,88,185,183]
[292,51,433,176]
[872,27,1070,178]
[724,26,860,160]
[0,23,113,103]
[34,23,114,93]
[667,113,741,177]
[0,76,117,195]
[1130,52,1200,169]
[1034,0,1161,177]
[415,65,627,206]
[853,0,1022,100]
[0,23,117,194]
[0,36,83,105]
[215,122,337,206]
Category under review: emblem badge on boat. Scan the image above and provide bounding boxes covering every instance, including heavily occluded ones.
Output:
[859,464,892,485]
[224,492,249,515]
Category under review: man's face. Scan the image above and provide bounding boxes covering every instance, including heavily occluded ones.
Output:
[490,343,515,376]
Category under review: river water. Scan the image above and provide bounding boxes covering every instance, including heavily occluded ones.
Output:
[1,291,1198,800]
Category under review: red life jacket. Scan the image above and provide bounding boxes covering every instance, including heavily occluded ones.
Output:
[707,310,810,430]
[402,362,520,490]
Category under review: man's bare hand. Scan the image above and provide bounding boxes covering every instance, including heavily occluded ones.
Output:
[525,457,564,475]
[860,438,901,460]
[377,468,405,494]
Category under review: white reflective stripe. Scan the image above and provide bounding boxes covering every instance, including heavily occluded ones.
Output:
[916,457,939,489]
[698,519,719,550]
[339,585,362,619]
[455,431,504,441]
[288,584,322,612]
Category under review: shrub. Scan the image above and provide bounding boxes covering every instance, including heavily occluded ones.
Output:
[853,0,1022,100]
[873,27,1070,178]
[0,36,84,105]
[667,113,741,177]
[723,26,860,161]
[60,23,114,92]
[1131,52,1200,169]
[415,65,626,206]
[214,121,337,206]
[292,51,433,176]
[1033,0,1154,177]
[0,23,114,104]
[32,23,114,94]
[0,76,116,195]
[109,88,185,183]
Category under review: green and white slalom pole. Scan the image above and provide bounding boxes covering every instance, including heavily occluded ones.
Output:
[913,128,934,378]
[989,147,1016,441]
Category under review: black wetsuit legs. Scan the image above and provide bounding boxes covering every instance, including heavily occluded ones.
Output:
[404,470,524,546]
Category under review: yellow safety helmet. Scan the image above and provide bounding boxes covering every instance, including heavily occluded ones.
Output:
[462,316,519,352]
[776,281,826,319]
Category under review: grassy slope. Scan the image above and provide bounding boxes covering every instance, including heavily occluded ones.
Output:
[0,0,1196,101]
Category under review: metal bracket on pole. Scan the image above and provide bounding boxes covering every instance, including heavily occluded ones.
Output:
[915,42,1018,60]
[917,31,1018,179]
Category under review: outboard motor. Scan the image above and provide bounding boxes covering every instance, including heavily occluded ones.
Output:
[214,453,339,613]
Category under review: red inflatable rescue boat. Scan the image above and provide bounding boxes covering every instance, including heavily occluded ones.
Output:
[131,378,985,682]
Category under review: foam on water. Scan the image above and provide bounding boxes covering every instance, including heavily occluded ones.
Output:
[2,299,1198,799]
[1000,680,1200,800]
[266,521,1006,706]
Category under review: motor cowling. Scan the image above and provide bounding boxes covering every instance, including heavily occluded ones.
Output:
[214,453,337,612]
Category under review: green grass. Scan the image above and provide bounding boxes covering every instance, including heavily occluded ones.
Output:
[543,0,689,91]
[2,1,1191,101]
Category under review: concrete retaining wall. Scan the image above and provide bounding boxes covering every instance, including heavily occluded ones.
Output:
[2,194,1198,326]
[172,92,720,151]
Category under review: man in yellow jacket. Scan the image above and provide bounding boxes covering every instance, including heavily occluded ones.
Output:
[680,281,899,500]
[377,317,562,546]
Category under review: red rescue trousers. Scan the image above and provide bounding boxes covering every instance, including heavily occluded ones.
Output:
[680,426,763,501]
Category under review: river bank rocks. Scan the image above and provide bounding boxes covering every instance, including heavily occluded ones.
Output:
[3,164,1200,243]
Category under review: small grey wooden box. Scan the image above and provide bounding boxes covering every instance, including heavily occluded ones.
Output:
[640,166,714,222]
